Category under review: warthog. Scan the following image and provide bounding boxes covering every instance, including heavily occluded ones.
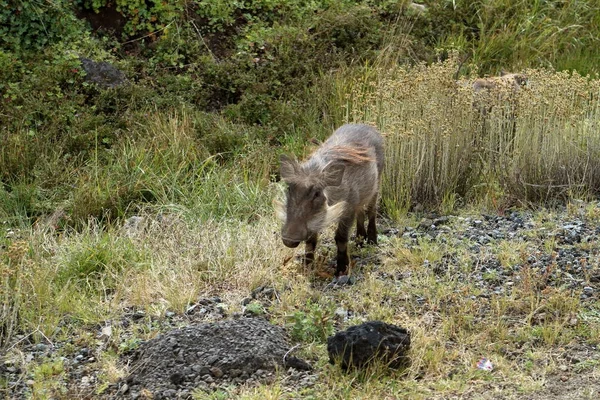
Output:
[276,124,384,277]
[472,72,528,94]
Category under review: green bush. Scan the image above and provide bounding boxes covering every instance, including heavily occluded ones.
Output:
[0,0,84,52]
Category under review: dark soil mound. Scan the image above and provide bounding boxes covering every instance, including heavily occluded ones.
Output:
[119,317,308,399]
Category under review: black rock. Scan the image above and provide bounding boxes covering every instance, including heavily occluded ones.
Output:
[79,57,127,88]
[327,321,411,370]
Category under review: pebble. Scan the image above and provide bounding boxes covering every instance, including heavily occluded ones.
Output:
[209,366,224,378]
[241,297,253,306]
[34,343,49,352]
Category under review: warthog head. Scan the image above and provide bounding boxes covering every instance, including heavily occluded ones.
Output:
[275,155,346,248]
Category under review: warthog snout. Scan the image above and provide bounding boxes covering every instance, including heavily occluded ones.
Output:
[281,223,307,248]
[282,238,301,248]
[276,124,384,277]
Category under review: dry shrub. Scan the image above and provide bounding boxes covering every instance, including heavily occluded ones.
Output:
[342,56,600,214]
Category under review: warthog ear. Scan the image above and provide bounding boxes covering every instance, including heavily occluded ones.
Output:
[322,162,345,187]
[280,154,299,182]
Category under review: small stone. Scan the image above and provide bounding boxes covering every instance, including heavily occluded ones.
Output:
[241,297,252,306]
[327,275,356,288]
[559,365,568,372]
[185,304,199,314]
[202,374,214,383]
[419,218,434,229]
[34,343,49,352]
[120,383,129,394]
[193,365,210,375]
[26,380,35,386]
[216,304,228,315]
[100,325,112,339]
[165,311,175,318]
[583,286,593,296]
[433,216,449,225]
[560,375,568,382]
[210,366,224,378]
[170,372,184,385]
[335,307,348,319]
[132,310,146,320]
[205,355,219,365]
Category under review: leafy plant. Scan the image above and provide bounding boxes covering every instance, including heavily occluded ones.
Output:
[0,0,84,52]
[288,302,335,343]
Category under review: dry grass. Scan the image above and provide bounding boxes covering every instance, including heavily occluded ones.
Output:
[339,55,600,217]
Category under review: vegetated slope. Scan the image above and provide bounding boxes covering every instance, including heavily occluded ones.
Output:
[1,0,599,227]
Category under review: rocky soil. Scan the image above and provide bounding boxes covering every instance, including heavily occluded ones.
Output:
[397,208,600,301]
[110,318,310,399]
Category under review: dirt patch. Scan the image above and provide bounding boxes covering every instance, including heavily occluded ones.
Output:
[115,317,309,399]
[75,4,127,38]
[526,372,600,400]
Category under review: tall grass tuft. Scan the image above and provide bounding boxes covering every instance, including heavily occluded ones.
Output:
[340,56,600,216]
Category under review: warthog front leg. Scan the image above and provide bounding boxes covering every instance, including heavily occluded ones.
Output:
[356,209,367,244]
[304,233,318,265]
[335,214,355,276]
[366,194,378,245]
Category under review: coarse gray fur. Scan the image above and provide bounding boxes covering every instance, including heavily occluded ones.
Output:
[277,124,384,276]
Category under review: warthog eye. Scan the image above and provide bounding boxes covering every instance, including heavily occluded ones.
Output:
[313,190,321,199]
